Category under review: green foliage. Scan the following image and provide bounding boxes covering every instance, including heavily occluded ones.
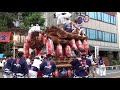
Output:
[0,42,13,53]
[21,12,45,29]
[0,42,5,53]
[0,12,18,31]
[111,60,118,65]
[0,12,45,53]
[0,12,45,31]
[3,50,12,57]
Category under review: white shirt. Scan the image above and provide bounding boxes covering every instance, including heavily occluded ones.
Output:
[88,55,96,65]
[57,12,72,25]
[55,12,63,18]
[88,56,93,60]
[26,58,31,65]
[1,60,6,67]
[57,15,66,25]
[32,59,42,69]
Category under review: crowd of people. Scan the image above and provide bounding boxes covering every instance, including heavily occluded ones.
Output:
[1,49,106,78]
[2,52,57,78]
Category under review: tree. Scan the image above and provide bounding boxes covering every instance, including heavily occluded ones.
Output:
[0,12,45,53]
[20,12,45,29]
[0,12,45,31]
[0,12,18,31]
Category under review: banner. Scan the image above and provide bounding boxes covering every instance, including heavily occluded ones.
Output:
[0,32,11,42]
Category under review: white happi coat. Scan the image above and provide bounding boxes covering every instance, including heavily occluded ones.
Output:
[28,59,42,78]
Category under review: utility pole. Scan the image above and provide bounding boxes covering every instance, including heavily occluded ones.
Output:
[13,12,22,59]
[95,46,99,59]
[13,32,16,59]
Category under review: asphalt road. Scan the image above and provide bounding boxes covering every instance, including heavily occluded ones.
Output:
[0,69,120,78]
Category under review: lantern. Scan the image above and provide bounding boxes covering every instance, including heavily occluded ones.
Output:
[23,43,29,57]
[76,40,84,49]
[39,32,43,41]
[65,45,72,56]
[70,39,77,50]
[43,35,47,45]
[46,38,54,55]
[82,40,89,54]
[56,44,63,57]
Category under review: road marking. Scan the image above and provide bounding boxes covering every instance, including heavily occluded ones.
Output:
[106,71,120,75]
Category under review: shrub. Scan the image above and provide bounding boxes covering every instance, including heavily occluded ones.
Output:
[111,60,118,65]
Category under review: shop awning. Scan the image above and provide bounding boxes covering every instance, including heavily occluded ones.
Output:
[89,45,120,52]
[0,32,11,42]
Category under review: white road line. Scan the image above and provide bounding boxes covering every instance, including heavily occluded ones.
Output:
[106,71,120,75]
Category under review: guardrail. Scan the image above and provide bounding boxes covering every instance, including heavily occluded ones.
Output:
[106,65,120,70]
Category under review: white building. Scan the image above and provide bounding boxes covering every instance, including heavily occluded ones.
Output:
[43,12,120,65]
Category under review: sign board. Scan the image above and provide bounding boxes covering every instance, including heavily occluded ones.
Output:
[78,17,83,24]
[77,15,89,24]
[83,15,89,23]
[0,32,11,42]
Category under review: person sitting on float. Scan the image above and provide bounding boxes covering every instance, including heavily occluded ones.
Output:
[56,12,73,32]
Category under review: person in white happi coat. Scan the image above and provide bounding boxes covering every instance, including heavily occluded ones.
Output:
[56,12,72,30]
[28,57,42,78]
[98,56,106,77]
[26,56,32,70]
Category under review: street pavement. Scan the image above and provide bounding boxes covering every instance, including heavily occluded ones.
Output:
[0,69,120,78]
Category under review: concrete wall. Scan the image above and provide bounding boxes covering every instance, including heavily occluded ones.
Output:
[45,12,56,27]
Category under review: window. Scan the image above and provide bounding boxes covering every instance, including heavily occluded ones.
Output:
[85,12,116,25]
[104,13,109,22]
[115,34,117,43]
[89,12,95,19]
[97,31,103,40]
[109,33,112,42]
[108,15,111,23]
[104,32,110,41]
[98,12,102,20]
[86,28,90,38]
[113,16,116,25]
[111,33,115,42]
[103,32,105,41]
[101,12,104,21]
[96,30,98,39]
[89,29,96,39]
[94,12,97,19]
[84,28,117,43]
[111,15,114,24]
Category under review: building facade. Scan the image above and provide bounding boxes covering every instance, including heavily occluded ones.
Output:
[43,12,120,65]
